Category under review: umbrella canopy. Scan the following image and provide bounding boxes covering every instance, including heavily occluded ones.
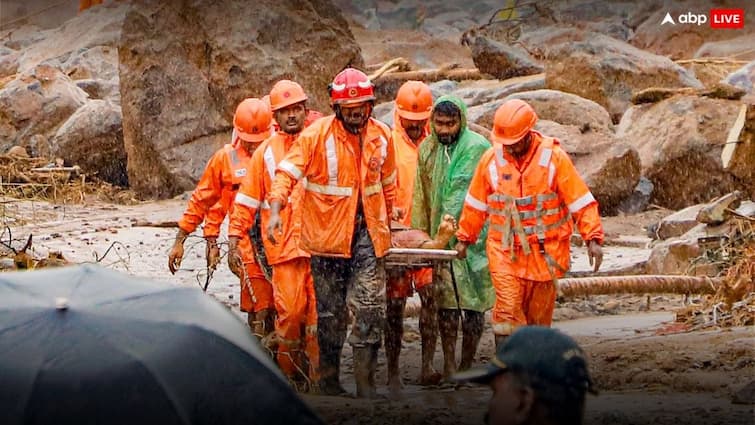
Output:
[0,264,323,425]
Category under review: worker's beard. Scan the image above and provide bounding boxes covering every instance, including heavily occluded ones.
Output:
[437,132,458,145]
[335,105,371,135]
[404,124,425,143]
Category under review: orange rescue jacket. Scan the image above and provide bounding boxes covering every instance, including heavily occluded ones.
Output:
[178,143,252,235]
[392,111,429,227]
[457,131,604,281]
[229,132,309,265]
[268,116,397,258]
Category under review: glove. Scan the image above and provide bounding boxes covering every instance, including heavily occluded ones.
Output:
[168,229,188,274]
[205,237,220,270]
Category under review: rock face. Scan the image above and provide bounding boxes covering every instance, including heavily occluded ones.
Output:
[506,89,613,132]
[0,3,128,185]
[646,238,701,275]
[119,0,363,199]
[617,95,746,209]
[0,64,88,155]
[652,204,706,240]
[722,103,755,200]
[543,33,703,122]
[52,100,127,186]
[534,120,640,215]
[695,33,755,62]
[470,36,543,80]
[723,61,755,94]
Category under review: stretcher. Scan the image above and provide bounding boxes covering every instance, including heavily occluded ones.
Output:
[384,248,458,269]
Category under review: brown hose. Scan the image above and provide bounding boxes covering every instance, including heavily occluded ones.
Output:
[559,275,721,298]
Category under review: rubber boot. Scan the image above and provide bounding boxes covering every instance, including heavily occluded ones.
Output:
[354,345,379,399]
[316,316,347,396]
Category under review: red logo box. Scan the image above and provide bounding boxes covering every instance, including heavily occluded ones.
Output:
[709,8,745,28]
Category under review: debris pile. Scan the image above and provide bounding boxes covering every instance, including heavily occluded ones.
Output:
[0,234,70,271]
[0,149,137,205]
[674,192,755,329]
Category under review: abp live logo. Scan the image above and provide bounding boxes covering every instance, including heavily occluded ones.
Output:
[710,9,745,28]
[661,8,745,29]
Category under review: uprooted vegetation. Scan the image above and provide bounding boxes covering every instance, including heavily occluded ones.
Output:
[675,213,755,330]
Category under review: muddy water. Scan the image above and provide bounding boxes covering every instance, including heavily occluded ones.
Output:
[8,198,753,424]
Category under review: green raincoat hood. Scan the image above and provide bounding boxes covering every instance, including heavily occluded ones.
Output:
[411,94,494,312]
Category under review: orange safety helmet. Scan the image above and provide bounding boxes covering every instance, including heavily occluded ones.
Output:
[491,99,538,146]
[269,80,308,111]
[329,68,375,105]
[395,80,433,120]
[233,98,272,143]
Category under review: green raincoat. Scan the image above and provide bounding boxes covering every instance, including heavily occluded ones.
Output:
[412,95,494,312]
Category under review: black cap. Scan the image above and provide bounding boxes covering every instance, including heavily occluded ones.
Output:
[453,326,596,394]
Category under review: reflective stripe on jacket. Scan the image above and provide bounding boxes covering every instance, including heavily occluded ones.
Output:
[268,116,397,258]
[457,131,604,281]
[178,143,253,234]
[229,132,309,265]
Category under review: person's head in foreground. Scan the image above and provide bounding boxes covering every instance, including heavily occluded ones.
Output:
[453,326,596,425]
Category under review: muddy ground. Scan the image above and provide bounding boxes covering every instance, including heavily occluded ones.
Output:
[3,196,754,424]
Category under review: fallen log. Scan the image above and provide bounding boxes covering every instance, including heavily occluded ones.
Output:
[374,67,485,84]
[29,166,81,174]
[131,220,179,228]
[367,57,411,81]
[559,275,721,298]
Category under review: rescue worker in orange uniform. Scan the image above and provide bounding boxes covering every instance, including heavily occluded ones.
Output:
[228,80,319,390]
[455,99,604,349]
[384,80,441,394]
[168,98,275,339]
[266,68,397,398]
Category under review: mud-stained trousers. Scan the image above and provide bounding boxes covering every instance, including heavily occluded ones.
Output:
[490,272,557,336]
[238,235,274,314]
[271,257,319,382]
[310,219,386,394]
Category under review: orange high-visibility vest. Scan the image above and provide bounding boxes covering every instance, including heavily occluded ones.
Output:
[230,132,308,265]
[457,132,603,281]
[178,143,252,234]
[268,116,397,258]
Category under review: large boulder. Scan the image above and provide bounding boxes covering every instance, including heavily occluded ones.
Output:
[0,0,78,30]
[543,33,703,122]
[0,64,88,154]
[723,61,755,94]
[695,33,755,62]
[12,3,128,74]
[506,89,613,132]
[52,100,127,186]
[61,45,120,101]
[652,204,706,240]
[721,103,755,200]
[617,95,747,209]
[119,0,363,199]
[454,75,545,110]
[470,36,544,80]
[534,120,640,214]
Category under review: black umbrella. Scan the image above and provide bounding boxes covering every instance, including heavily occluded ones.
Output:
[0,264,323,425]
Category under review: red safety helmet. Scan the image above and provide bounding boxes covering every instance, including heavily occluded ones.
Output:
[329,68,375,106]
